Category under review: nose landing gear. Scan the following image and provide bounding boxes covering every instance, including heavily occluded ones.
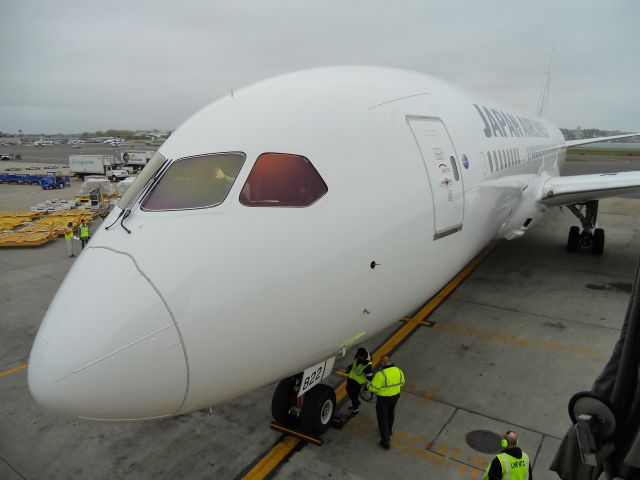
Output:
[566,201,605,255]
[271,375,337,436]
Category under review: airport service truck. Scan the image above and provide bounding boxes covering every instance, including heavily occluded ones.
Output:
[69,155,129,181]
[121,150,155,173]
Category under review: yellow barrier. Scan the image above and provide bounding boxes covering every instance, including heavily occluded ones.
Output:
[0,211,40,218]
[0,210,97,247]
[0,211,42,233]
[0,230,53,247]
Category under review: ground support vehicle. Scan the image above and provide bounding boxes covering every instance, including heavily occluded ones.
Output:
[121,150,154,173]
[0,172,70,188]
[69,155,128,181]
[40,173,71,190]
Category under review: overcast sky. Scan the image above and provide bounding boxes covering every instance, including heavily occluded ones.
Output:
[1,1,638,134]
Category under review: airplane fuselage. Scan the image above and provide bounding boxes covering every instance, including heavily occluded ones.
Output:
[29,66,566,420]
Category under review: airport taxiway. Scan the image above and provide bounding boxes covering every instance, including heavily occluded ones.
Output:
[1,153,639,479]
[1,142,148,165]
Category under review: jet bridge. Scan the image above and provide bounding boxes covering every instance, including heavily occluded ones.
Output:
[552,259,640,479]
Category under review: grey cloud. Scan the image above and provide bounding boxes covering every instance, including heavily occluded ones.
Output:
[1,0,638,133]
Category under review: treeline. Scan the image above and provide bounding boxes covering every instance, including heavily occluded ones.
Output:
[561,128,630,140]
[78,130,138,140]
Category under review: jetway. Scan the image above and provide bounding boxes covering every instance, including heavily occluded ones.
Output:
[552,260,640,479]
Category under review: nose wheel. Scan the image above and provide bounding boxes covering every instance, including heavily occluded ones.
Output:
[300,384,335,434]
[566,201,605,255]
[271,376,337,436]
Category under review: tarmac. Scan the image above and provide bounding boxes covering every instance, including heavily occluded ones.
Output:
[0,141,151,165]
[1,152,639,479]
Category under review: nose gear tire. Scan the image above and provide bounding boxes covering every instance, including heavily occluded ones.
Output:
[300,384,336,435]
[271,377,299,427]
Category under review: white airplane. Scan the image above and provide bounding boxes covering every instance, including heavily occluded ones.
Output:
[28,66,640,434]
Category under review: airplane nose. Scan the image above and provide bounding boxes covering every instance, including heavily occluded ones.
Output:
[28,248,188,420]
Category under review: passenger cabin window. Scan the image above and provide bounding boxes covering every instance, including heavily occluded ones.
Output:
[240,153,328,207]
[142,152,246,211]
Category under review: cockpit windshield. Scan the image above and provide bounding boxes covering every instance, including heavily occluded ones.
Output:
[142,152,246,211]
[117,151,167,209]
[239,153,328,207]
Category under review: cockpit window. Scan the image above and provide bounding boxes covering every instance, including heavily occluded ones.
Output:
[142,152,246,211]
[117,151,167,209]
[239,153,328,207]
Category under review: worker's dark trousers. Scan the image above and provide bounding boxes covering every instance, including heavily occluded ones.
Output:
[376,394,399,445]
[80,238,88,249]
[346,378,362,409]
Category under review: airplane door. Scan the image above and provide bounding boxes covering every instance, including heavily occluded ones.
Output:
[407,116,464,239]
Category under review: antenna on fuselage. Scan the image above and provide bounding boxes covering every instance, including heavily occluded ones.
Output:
[536,42,555,117]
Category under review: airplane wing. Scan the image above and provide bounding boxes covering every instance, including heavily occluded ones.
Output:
[539,171,640,207]
[565,132,639,148]
[538,132,640,207]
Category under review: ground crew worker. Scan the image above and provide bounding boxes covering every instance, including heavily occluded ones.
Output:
[345,347,373,417]
[78,219,90,250]
[484,431,532,479]
[64,222,74,257]
[367,354,405,450]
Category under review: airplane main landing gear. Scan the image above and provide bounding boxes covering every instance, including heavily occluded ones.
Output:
[271,375,336,436]
[566,200,605,255]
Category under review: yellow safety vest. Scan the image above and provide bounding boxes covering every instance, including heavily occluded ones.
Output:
[64,226,73,239]
[348,359,371,385]
[368,366,405,396]
[80,224,89,238]
[483,452,530,480]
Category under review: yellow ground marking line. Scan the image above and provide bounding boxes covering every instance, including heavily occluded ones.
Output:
[338,243,495,403]
[243,436,301,479]
[434,322,599,357]
[0,363,27,378]
[343,416,486,477]
[242,244,496,480]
